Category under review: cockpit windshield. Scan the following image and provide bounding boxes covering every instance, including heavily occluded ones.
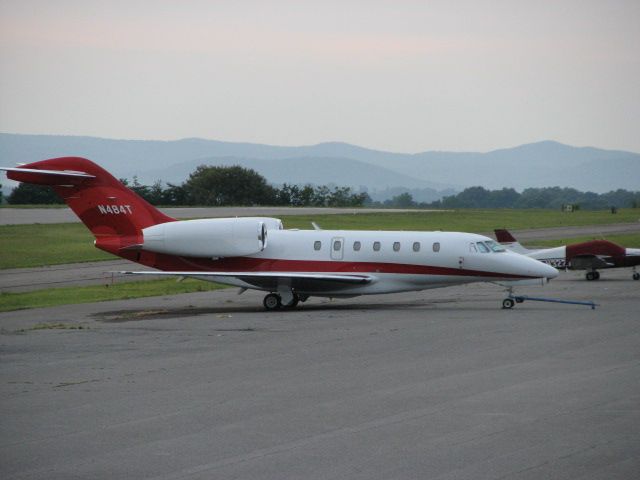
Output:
[484,240,506,252]
[476,242,490,253]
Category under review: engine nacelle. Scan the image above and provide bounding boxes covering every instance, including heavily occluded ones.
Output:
[142,217,282,258]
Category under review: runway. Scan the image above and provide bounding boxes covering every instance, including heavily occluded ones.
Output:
[1,270,639,479]
[0,206,443,225]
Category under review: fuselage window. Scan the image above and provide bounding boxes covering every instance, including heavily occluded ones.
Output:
[485,240,506,252]
[413,242,420,252]
[373,241,381,252]
[314,241,322,251]
[470,243,478,253]
[333,240,342,251]
[393,242,401,252]
[433,242,440,252]
[353,241,361,251]
[476,242,490,253]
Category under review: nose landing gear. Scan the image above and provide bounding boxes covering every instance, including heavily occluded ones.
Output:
[502,298,515,309]
[501,287,597,309]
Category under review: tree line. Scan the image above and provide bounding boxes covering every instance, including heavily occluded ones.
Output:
[5,165,370,207]
[5,165,639,210]
[377,186,640,210]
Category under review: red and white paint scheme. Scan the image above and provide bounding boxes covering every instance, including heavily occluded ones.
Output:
[3,158,558,310]
[495,229,640,281]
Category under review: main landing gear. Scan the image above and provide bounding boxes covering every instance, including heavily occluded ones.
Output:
[585,271,600,281]
[262,292,303,311]
[585,269,639,281]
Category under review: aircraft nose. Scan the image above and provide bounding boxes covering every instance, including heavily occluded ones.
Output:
[506,252,558,280]
[542,262,559,279]
[528,256,559,279]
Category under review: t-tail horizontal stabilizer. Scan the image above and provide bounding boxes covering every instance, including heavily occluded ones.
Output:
[494,229,530,254]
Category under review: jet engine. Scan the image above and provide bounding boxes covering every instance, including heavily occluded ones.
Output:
[141,217,282,258]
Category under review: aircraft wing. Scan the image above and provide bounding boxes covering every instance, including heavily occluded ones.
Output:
[117,270,375,292]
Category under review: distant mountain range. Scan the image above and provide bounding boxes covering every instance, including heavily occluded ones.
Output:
[1,133,639,199]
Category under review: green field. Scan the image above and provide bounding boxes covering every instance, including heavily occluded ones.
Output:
[0,278,227,312]
[280,209,640,232]
[0,223,113,268]
[2,209,639,269]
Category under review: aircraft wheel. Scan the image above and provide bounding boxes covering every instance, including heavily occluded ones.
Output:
[594,271,600,280]
[283,294,300,309]
[263,293,282,311]
[633,272,639,281]
[586,271,596,281]
[502,298,515,309]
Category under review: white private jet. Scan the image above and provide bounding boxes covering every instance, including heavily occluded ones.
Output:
[3,158,558,310]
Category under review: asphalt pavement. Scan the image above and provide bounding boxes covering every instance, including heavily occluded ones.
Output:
[0,206,442,225]
[1,270,639,479]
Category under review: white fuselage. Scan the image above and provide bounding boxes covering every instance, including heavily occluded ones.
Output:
[192,228,558,296]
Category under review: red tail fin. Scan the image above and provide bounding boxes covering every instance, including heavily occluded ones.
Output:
[494,229,517,243]
[6,157,175,255]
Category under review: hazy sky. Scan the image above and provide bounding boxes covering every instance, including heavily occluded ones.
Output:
[1,0,638,153]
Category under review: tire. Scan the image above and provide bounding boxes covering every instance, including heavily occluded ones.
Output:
[633,272,640,281]
[502,298,515,309]
[263,293,282,311]
[594,271,600,280]
[586,272,595,281]
[283,294,300,309]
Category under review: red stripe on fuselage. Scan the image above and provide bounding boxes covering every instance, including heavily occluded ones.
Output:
[139,253,536,280]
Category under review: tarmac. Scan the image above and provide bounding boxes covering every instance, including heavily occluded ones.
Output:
[0,206,445,225]
[1,269,639,479]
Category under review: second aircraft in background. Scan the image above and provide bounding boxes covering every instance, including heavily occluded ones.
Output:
[495,229,640,281]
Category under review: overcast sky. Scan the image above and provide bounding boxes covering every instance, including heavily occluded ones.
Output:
[1,0,638,153]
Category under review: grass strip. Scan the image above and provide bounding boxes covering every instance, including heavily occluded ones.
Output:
[0,223,111,268]
[280,209,640,232]
[0,278,227,312]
